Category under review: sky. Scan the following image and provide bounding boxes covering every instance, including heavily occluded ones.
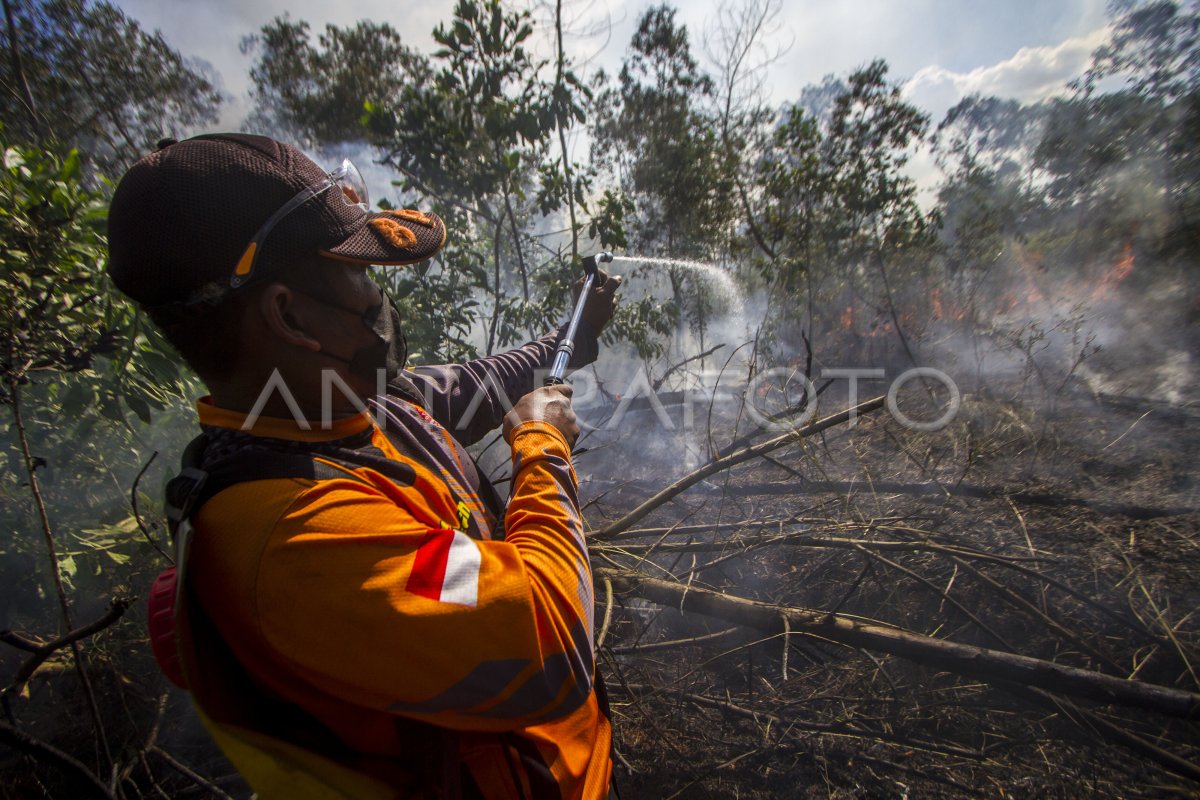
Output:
[113,0,1113,197]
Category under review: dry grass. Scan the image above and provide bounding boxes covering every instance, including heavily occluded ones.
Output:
[582,377,1200,797]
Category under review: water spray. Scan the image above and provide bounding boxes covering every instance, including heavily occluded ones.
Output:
[546,251,613,386]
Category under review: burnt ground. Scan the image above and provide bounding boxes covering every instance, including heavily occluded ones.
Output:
[2,370,1197,799]
[575,375,1200,798]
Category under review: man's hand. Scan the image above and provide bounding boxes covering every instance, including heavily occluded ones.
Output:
[573,269,623,333]
[504,385,579,446]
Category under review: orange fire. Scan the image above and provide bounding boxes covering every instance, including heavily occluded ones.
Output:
[928,287,969,321]
[867,321,895,338]
[1090,240,1135,301]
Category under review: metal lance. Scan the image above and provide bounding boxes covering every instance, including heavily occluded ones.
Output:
[545,251,613,386]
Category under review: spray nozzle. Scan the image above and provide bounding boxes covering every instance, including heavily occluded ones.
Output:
[581,251,614,276]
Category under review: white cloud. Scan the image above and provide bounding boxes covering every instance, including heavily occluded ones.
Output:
[902,26,1111,122]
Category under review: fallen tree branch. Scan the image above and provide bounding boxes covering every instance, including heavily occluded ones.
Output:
[591,396,888,540]
[724,479,1193,520]
[602,570,1200,720]
[3,597,133,693]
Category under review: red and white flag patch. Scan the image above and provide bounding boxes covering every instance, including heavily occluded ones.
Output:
[406,528,481,607]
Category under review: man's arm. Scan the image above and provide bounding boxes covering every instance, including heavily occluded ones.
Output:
[401,322,599,446]
[399,269,622,446]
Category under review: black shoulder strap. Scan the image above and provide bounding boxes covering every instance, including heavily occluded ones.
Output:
[387,373,427,409]
[164,434,366,540]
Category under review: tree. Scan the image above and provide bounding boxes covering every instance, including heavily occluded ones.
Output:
[0,136,188,593]
[243,17,428,148]
[1,139,146,779]
[931,95,1046,302]
[1076,0,1200,253]
[596,5,732,258]
[0,0,222,175]
[1079,0,1199,102]
[591,5,739,355]
[754,61,932,352]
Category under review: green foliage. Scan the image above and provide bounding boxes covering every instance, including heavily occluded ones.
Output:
[0,0,222,175]
[1080,0,1199,101]
[1,142,116,391]
[243,17,427,146]
[604,296,679,361]
[0,138,192,418]
[588,189,635,250]
[588,5,742,355]
[0,136,193,628]
[376,203,482,364]
[595,5,731,258]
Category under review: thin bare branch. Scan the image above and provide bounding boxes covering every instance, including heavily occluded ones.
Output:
[591,396,887,539]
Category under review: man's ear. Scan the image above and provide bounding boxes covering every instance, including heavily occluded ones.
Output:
[259,284,322,352]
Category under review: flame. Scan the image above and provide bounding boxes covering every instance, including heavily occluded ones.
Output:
[929,287,969,321]
[840,306,854,331]
[1090,240,1135,301]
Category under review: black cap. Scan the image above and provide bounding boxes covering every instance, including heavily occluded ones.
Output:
[107,133,446,307]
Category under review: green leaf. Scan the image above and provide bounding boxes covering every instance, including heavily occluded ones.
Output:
[125,393,152,424]
[61,150,81,181]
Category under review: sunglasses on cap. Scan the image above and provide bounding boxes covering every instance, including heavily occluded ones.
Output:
[230,159,369,289]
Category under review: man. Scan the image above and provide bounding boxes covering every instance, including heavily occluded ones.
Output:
[107,134,622,799]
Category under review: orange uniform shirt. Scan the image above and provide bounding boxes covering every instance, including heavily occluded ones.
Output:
[182,334,612,800]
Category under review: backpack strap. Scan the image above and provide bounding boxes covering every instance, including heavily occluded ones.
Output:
[164,434,212,540]
[164,433,369,540]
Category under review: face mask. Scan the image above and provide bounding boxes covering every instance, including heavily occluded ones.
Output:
[294,286,408,384]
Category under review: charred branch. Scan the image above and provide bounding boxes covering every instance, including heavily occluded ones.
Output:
[602,570,1200,720]
[725,478,1195,521]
